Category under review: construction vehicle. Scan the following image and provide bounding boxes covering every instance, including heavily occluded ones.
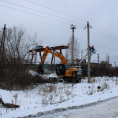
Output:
[37,46,82,83]
[37,46,96,83]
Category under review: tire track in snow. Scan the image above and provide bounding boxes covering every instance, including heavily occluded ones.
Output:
[24,96,118,118]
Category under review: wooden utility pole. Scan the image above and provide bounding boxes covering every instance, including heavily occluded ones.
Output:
[2,24,7,53]
[1,24,7,78]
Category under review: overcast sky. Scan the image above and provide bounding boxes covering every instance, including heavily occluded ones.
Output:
[0,0,118,66]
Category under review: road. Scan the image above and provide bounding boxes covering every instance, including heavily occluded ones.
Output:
[38,98,118,118]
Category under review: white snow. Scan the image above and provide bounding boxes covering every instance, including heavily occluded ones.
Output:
[39,97,118,118]
[29,70,38,76]
[47,73,58,78]
[0,76,118,117]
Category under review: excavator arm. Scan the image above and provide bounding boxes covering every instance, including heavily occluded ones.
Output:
[37,46,67,74]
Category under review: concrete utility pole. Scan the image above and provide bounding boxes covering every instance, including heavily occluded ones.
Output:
[81,50,83,59]
[70,24,76,66]
[86,21,92,83]
[114,62,116,67]
[108,56,109,64]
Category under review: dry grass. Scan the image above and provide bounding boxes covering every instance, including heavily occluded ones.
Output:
[42,85,56,93]
[102,81,110,89]
[101,88,104,91]
[88,85,91,88]
[13,94,18,105]
[115,77,118,85]
[90,78,95,83]
[40,83,75,106]
[65,89,72,96]
[42,98,49,107]
[87,85,95,95]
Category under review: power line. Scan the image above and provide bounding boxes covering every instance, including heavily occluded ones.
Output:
[93,27,118,42]
[91,23,118,40]
[0,5,83,28]
[0,0,85,26]
[25,0,118,41]
[25,0,86,22]
[2,0,117,41]
[91,31,118,44]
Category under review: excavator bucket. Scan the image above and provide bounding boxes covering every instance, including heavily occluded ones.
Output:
[37,66,44,74]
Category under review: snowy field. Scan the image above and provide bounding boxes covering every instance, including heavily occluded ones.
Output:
[0,73,118,117]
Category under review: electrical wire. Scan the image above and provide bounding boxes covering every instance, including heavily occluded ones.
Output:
[91,23,118,40]
[24,0,86,22]
[92,27,118,42]
[0,5,84,29]
[1,0,118,42]
[91,31,118,44]
[0,5,82,26]
[0,0,85,26]
[24,0,118,41]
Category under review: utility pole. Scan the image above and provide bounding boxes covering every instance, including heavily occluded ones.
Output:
[87,22,90,83]
[114,62,116,67]
[97,53,100,63]
[81,50,83,59]
[108,56,109,64]
[70,24,76,66]
[2,24,7,53]
[85,22,92,83]
[107,55,109,68]
[1,24,7,79]
[34,43,37,64]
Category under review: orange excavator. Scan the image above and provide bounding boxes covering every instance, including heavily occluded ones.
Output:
[37,46,82,82]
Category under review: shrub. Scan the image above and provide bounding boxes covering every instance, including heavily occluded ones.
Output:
[0,25,42,90]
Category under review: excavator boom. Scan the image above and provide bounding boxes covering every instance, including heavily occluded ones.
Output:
[37,46,67,74]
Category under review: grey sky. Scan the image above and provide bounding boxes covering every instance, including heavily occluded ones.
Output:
[0,0,118,66]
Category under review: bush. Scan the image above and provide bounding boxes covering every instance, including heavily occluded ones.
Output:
[0,72,51,90]
[0,25,42,90]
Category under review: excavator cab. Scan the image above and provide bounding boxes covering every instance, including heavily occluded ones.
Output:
[56,64,81,82]
[56,64,66,75]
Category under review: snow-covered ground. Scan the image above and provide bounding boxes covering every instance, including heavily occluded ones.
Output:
[38,97,118,118]
[0,74,118,117]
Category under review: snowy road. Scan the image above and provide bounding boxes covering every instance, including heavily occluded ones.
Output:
[38,98,118,118]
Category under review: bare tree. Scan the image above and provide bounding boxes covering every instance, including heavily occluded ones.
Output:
[65,37,80,65]
[0,25,42,89]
